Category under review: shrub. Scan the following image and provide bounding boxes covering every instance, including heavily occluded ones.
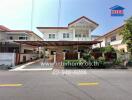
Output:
[96,57,106,68]
[104,45,116,53]
[113,59,122,65]
[83,52,95,62]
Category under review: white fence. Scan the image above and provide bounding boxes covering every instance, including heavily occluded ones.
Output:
[0,53,40,66]
[0,53,16,66]
[19,54,40,63]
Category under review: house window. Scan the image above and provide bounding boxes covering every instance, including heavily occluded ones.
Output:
[53,34,55,38]
[51,51,56,55]
[78,34,81,37]
[19,36,28,40]
[75,34,78,38]
[49,34,52,39]
[63,33,69,38]
[75,34,81,38]
[49,34,55,39]
[111,36,116,42]
[83,34,86,37]
[9,36,13,40]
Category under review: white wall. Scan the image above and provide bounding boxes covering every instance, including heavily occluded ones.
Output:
[43,29,92,41]
[19,54,39,63]
[43,29,72,41]
[21,44,35,53]
[92,38,105,48]
[0,32,7,41]
[0,53,16,66]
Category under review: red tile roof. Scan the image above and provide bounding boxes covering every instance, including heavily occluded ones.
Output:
[0,25,10,31]
[7,30,33,33]
[68,16,99,26]
[102,25,124,37]
[0,25,43,40]
[37,27,68,29]
[37,16,98,29]
[94,24,124,41]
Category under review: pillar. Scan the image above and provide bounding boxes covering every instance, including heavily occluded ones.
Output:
[89,28,91,41]
[78,52,80,59]
[53,52,56,63]
[63,52,66,60]
[43,46,46,62]
[73,29,75,40]
[99,42,101,48]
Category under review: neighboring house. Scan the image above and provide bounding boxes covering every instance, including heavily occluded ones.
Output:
[0,25,43,66]
[0,25,43,53]
[37,16,101,62]
[91,35,101,41]
[93,25,127,52]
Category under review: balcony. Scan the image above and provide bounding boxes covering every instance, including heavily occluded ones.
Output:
[73,37,91,41]
[105,40,122,46]
[110,40,122,45]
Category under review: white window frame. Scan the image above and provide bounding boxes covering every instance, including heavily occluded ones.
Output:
[19,35,28,40]
[75,33,81,38]
[63,33,69,38]
[49,34,55,39]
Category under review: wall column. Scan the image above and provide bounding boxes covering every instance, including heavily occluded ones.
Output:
[43,44,46,62]
[88,28,91,41]
[63,52,66,60]
[73,29,75,40]
[99,42,101,48]
[53,52,56,63]
[78,52,80,59]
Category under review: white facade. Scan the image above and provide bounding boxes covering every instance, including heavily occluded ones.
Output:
[92,25,127,52]
[0,31,42,42]
[0,53,16,66]
[0,26,43,65]
[37,16,98,42]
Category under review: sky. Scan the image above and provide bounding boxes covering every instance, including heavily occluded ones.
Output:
[0,0,131,38]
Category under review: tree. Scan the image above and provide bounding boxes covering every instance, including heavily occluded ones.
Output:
[120,17,132,56]
[104,45,115,53]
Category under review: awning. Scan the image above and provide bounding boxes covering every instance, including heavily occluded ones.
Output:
[14,41,102,47]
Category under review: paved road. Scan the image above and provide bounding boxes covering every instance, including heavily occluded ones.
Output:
[23,59,54,69]
[0,70,132,100]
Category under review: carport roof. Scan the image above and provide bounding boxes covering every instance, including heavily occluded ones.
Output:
[14,41,102,47]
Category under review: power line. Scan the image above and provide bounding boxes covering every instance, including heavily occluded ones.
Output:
[57,0,61,27]
[31,0,34,30]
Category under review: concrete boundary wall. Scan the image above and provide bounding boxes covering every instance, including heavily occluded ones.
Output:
[0,53,16,66]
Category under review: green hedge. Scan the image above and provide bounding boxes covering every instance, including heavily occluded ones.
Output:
[63,59,106,69]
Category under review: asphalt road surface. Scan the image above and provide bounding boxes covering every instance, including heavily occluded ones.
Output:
[0,70,132,100]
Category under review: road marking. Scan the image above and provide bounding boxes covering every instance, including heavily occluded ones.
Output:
[78,82,99,86]
[0,84,23,87]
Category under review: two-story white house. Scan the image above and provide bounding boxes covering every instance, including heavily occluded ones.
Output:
[93,25,128,52]
[38,16,98,41]
[37,16,101,62]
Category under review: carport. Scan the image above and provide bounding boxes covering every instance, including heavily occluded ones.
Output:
[14,41,102,64]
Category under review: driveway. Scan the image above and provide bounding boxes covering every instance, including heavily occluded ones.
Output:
[0,70,132,100]
[11,59,53,71]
